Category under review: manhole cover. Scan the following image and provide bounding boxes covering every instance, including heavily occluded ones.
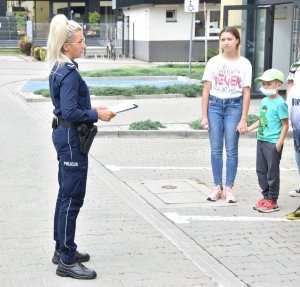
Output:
[162,185,177,189]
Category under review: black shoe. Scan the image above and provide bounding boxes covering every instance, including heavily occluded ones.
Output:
[52,250,90,264]
[56,260,97,280]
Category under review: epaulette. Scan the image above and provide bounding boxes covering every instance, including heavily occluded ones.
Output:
[66,63,77,70]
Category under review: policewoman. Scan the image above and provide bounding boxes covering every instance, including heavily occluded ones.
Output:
[46,14,116,280]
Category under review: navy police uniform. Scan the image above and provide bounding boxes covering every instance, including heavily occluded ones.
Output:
[50,61,98,264]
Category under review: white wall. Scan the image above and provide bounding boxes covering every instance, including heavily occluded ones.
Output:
[148,5,190,41]
[123,5,150,41]
[123,4,219,42]
[272,4,293,81]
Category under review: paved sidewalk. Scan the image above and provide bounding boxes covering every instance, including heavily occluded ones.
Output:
[0,55,299,287]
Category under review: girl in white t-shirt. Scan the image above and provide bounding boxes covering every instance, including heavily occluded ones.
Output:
[201,26,252,203]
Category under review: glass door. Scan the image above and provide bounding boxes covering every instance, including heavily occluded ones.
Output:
[52,2,69,17]
[70,2,85,23]
[291,4,300,64]
[223,5,273,92]
[52,1,86,23]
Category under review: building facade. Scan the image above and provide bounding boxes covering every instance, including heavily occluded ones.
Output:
[223,0,300,90]
[116,0,300,92]
[0,1,113,22]
[1,0,300,91]
[115,0,221,62]
[0,1,116,45]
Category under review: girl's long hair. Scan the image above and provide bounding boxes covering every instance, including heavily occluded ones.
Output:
[46,14,82,67]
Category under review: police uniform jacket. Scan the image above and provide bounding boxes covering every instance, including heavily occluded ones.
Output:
[49,60,98,124]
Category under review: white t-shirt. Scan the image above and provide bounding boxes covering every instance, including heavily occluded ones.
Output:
[287,83,300,129]
[202,54,252,99]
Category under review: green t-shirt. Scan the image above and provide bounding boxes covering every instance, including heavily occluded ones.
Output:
[257,96,288,143]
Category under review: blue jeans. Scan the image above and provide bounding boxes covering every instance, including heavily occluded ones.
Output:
[208,95,242,186]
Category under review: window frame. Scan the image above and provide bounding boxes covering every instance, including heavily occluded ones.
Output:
[194,7,221,40]
[166,9,177,23]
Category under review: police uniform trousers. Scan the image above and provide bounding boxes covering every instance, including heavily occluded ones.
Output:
[52,125,88,264]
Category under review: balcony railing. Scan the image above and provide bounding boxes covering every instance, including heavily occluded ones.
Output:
[0,17,122,47]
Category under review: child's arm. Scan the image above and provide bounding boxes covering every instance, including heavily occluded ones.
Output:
[276,118,289,152]
[247,120,259,132]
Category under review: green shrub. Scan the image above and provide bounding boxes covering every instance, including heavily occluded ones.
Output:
[18,36,32,55]
[247,114,259,126]
[89,11,101,30]
[34,89,50,97]
[129,119,166,130]
[189,119,204,130]
[39,49,46,61]
[30,46,46,61]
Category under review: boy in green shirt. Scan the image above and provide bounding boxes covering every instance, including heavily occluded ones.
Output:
[247,69,289,213]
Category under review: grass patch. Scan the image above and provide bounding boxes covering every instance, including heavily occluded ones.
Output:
[129,119,166,130]
[34,84,202,98]
[0,49,22,55]
[81,64,204,80]
[89,84,201,97]
[31,64,204,97]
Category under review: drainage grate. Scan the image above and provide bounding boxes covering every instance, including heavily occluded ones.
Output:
[162,185,177,190]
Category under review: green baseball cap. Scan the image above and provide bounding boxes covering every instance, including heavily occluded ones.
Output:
[254,68,285,83]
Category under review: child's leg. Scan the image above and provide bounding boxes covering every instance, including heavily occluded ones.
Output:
[295,150,300,173]
[289,130,300,197]
[293,128,300,173]
[256,140,269,198]
[264,142,282,203]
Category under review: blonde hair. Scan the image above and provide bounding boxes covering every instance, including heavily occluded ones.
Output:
[46,14,82,67]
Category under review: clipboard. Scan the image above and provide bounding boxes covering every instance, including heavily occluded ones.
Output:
[108,101,138,113]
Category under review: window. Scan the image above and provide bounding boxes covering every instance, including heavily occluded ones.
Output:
[166,10,177,22]
[194,9,220,39]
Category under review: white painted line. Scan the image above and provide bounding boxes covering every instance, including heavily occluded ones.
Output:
[105,165,297,172]
[105,164,212,171]
[92,159,247,287]
[164,212,299,224]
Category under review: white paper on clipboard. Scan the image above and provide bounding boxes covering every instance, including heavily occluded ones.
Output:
[108,101,138,113]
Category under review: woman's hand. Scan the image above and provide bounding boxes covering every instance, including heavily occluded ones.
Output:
[97,109,116,122]
[201,117,209,130]
[237,119,247,135]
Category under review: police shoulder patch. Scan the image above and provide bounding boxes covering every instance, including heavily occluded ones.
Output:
[66,63,76,70]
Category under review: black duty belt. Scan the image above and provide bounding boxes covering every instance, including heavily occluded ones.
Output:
[52,117,93,130]
[57,118,81,129]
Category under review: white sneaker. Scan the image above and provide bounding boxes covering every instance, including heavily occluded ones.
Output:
[207,185,223,201]
[289,188,300,197]
[225,186,237,203]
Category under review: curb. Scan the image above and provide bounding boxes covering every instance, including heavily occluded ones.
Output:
[21,93,188,102]
[17,88,293,140]
[96,129,293,139]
